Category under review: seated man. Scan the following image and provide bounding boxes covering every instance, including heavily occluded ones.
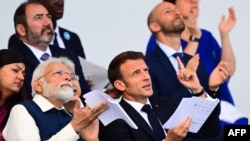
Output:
[9,1,91,100]
[3,57,108,141]
[9,0,87,59]
[99,51,221,141]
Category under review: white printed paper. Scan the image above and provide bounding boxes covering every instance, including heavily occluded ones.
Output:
[163,97,219,133]
[79,57,110,90]
[219,100,247,123]
[83,90,138,129]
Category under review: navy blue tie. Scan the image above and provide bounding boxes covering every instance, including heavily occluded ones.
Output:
[173,52,184,63]
[40,53,50,61]
[141,104,165,141]
[54,32,59,47]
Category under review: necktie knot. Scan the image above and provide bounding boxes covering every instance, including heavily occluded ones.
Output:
[141,104,153,114]
[173,52,184,64]
[40,53,50,61]
[172,52,183,59]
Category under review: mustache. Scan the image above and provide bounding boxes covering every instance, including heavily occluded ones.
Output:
[41,25,53,34]
[174,15,182,21]
[59,81,73,88]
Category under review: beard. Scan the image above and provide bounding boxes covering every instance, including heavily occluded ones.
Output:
[159,17,185,35]
[26,25,54,46]
[43,81,74,103]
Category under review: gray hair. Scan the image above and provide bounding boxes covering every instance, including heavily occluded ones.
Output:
[31,57,75,96]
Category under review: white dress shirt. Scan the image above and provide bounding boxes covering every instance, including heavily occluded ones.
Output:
[123,98,167,137]
[52,26,66,49]
[23,42,52,63]
[3,95,80,141]
[158,42,183,72]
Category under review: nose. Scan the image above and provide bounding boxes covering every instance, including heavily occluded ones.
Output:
[174,8,181,15]
[43,16,53,26]
[64,74,72,81]
[17,72,25,81]
[63,72,74,81]
[142,71,151,80]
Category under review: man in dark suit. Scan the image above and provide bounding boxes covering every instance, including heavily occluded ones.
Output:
[8,0,86,59]
[145,2,232,140]
[99,50,222,141]
[10,1,90,100]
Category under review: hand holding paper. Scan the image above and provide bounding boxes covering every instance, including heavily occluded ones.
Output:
[83,90,138,129]
[163,97,219,133]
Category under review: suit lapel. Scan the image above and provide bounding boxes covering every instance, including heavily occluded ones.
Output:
[154,46,178,81]
[18,42,40,67]
[120,98,156,138]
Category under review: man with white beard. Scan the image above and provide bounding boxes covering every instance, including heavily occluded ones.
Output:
[3,57,108,141]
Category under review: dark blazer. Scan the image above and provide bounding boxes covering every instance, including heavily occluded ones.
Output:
[99,96,223,141]
[145,45,214,102]
[9,40,90,100]
[144,45,222,140]
[99,96,177,141]
[57,27,86,58]
[8,27,86,58]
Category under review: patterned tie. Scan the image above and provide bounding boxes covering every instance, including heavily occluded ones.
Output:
[141,104,165,141]
[53,32,59,47]
[40,53,50,61]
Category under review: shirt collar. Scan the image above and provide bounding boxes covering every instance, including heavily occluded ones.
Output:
[123,97,152,112]
[158,42,183,57]
[54,25,59,36]
[33,94,70,116]
[23,42,52,61]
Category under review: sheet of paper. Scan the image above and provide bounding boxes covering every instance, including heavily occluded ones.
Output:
[163,97,219,133]
[83,90,138,129]
[219,100,247,123]
[78,57,110,90]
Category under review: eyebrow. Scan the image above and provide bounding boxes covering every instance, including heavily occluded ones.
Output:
[14,64,24,69]
[33,13,51,18]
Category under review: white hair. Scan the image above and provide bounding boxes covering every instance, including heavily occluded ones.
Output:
[31,57,75,97]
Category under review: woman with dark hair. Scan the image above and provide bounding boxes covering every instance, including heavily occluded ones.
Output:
[0,49,25,141]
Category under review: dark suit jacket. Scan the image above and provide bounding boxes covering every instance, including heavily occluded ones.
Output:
[144,46,222,140]
[57,27,86,58]
[9,40,90,100]
[99,96,223,141]
[8,26,86,58]
[99,97,177,141]
[145,46,214,102]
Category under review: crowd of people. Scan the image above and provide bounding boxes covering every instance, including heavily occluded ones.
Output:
[0,0,248,141]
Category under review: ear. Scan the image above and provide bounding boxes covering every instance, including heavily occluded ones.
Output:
[149,22,160,33]
[114,80,126,92]
[32,80,43,94]
[16,24,26,36]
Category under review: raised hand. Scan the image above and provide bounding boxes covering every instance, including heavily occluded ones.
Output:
[186,54,200,73]
[70,98,108,140]
[164,117,192,141]
[183,10,201,38]
[219,7,236,37]
[209,61,231,90]
[176,55,203,93]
